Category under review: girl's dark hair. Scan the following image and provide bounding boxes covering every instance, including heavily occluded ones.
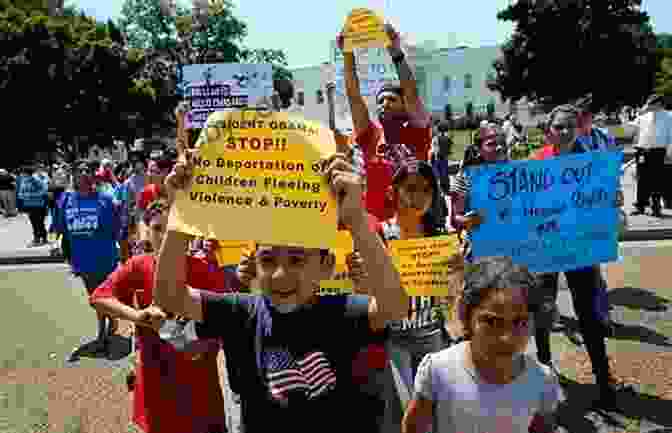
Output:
[459,257,535,339]
[392,161,446,237]
[376,84,404,101]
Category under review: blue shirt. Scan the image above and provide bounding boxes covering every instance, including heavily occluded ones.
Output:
[17,175,48,208]
[55,192,120,275]
[576,127,617,153]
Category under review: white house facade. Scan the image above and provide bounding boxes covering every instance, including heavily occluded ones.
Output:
[290,42,513,130]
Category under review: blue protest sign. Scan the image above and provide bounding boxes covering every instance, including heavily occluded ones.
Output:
[465,151,622,273]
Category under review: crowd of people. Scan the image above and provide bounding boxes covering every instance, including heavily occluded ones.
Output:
[5,21,661,433]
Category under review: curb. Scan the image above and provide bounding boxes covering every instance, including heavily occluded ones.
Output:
[621,228,672,242]
[0,254,66,266]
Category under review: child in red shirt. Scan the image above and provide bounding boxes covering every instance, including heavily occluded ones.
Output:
[90,200,235,433]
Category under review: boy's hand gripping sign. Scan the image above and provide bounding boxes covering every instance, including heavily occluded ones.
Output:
[168,110,338,249]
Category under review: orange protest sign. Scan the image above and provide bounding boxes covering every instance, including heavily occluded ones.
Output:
[388,235,463,297]
[343,8,391,53]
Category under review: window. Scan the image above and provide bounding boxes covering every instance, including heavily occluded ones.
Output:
[316,89,324,104]
[464,73,473,89]
[297,91,305,106]
[443,76,452,92]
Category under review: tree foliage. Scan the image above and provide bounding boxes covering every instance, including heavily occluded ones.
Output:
[657,33,672,50]
[119,0,290,78]
[0,0,151,164]
[489,0,657,111]
[117,0,291,139]
[656,55,672,99]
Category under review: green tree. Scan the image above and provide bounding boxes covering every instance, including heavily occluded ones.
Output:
[489,0,657,110]
[657,33,672,50]
[119,0,289,74]
[656,56,672,99]
[0,0,149,165]
[118,0,291,141]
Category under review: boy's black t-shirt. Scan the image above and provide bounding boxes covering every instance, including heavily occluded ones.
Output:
[195,293,380,433]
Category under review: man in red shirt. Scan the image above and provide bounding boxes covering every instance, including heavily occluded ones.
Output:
[338,23,432,221]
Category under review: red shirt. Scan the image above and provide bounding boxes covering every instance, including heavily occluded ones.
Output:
[355,118,431,221]
[137,184,161,211]
[90,255,234,433]
[530,145,559,160]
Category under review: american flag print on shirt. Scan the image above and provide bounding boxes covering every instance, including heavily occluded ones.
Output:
[264,349,337,401]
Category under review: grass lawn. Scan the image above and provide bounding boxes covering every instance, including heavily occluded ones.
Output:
[0,267,101,370]
[0,267,135,433]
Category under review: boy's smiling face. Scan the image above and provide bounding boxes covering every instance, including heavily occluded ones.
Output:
[255,245,332,306]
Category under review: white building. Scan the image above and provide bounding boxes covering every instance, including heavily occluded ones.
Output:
[290,41,517,129]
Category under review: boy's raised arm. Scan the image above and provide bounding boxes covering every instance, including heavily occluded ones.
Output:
[325,154,407,323]
[154,229,204,322]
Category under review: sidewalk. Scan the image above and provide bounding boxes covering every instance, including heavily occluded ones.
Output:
[0,213,63,265]
[620,162,672,241]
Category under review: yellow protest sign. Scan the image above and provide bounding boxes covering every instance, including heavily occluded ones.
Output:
[168,110,338,248]
[334,230,354,273]
[343,8,391,53]
[215,240,255,267]
[389,235,463,297]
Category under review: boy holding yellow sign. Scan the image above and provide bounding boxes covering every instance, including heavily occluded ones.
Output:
[153,139,408,433]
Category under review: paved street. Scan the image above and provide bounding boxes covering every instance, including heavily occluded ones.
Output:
[621,162,672,235]
[0,213,58,264]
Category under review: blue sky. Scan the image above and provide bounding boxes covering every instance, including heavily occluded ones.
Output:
[74,0,672,68]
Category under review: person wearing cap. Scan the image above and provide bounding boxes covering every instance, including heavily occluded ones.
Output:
[337,22,432,221]
[631,94,672,217]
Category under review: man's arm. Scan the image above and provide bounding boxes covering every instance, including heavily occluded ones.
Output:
[154,230,204,322]
[343,51,372,134]
[386,26,429,127]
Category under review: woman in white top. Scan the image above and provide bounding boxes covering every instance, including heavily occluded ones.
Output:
[402,257,561,433]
